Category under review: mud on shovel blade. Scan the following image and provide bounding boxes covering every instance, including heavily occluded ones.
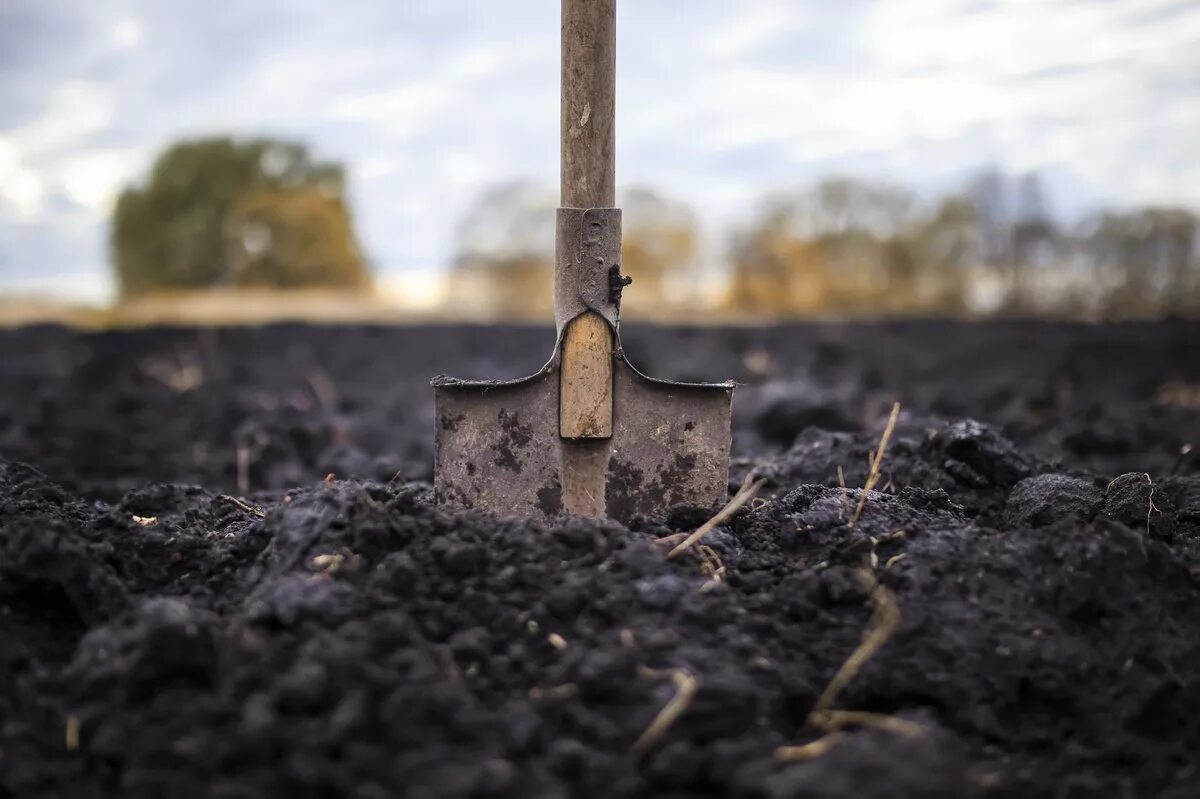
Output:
[430,0,732,523]
[431,353,733,524]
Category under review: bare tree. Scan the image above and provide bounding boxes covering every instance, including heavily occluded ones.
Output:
[449,181,557,319]
[620,186,701,315]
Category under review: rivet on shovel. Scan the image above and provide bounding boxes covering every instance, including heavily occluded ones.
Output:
[431,0,733,523]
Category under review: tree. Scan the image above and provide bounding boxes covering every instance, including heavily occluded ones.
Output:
[1007,172,1062,309]
[111,137,369,295]
[966,168,1012,266]
[226,187,368,289]
[905,196,978,312]
[449,182,701,319]
[728,178,926,316]
[616,187,700,315]
[807,177,915,238]
[448,181,557,319]
[1083,207,1199,316]
[728,196,810,315]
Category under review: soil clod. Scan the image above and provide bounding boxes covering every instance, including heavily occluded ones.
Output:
[2,321,1199,797]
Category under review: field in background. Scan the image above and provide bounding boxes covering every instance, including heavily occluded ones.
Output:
[0,278,441,329]
[0,262,1171,330]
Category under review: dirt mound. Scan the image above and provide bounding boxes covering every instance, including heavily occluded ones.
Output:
[3,320,1200,797]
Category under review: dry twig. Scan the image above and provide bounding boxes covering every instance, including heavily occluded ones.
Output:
[1144,472,1159,536]
[632,669,698,754]
[219,495,266,518]
[776,571,917,760]
[775,732,846,761]
[810,709,925,738]
[662,475,763,559]
[809,570,901,719]
[653,532,688,548]
[696,544,726,591]
[529,683,578,701]
[236,445,252,495]
[849,402,901,527]
[65,715,80,751]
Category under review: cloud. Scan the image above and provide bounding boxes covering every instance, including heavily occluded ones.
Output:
[1,0,1198,299]
[0,145,46,222]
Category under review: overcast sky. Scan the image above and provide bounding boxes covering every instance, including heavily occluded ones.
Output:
[2,0,1198,301]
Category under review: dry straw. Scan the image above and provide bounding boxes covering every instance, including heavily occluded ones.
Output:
[663,474,764,559]
[849,402,901,528]
[632,669,698,753]
[776,569,921,762]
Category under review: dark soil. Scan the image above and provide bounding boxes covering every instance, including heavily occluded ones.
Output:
[2,319,1200,798]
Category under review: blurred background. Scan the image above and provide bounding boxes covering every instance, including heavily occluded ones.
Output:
[1,0,1198,326]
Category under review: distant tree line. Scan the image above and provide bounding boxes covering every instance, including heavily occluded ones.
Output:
[454,170,1200,319]
[111,137,370,296]
[731,170,1199,318]
[109,138,1197,319]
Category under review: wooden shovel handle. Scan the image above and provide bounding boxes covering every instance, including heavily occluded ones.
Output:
[561,0,615,209]
[559,0,616,440]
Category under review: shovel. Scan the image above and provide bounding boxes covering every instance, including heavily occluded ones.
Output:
[431,0,733,523]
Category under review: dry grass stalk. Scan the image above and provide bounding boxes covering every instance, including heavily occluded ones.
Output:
[837,465,851,518]
[810,709,925,738]
[632,669,698,754]
[1144,472,1159,535]
[776,572,913,759]
[809,570,901,719]
[236,444,251,495]
[775,732,846,761]
[653,532,688,548]
[868,530,906,572]
[218,494,266,518]
[529,683,578,701]
[65,715,80,751]
[849,402,901,528]
[665,475,764,559]
[696,544,726,591]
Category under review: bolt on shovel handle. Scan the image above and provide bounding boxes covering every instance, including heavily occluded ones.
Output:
[559,0,617,440]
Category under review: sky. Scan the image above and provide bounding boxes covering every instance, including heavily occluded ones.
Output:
[1,0,1198,303]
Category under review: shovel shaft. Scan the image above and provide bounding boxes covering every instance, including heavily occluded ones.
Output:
[559,0,617,447]
[561,0,615,207]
